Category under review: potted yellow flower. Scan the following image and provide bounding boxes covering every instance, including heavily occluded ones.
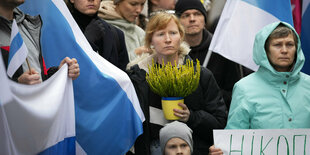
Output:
[146,59,200,120]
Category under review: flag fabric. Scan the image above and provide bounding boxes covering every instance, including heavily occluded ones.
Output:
[19,0,145,154]
[291,0,302,34]
[209,0,293,71]
[301,0,310,74]
[7,19,28,78]
[0,53,76,155]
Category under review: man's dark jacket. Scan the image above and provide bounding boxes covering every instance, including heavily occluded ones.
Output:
[190,29,252,108]
[72,8,129,71]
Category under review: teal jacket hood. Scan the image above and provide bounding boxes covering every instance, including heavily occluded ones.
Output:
[253,22,305,77]
[225,22,310,130]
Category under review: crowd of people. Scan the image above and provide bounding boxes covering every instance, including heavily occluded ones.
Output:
[1,0,310,155]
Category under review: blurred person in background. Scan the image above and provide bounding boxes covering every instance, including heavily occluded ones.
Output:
[175,0,252,109]
[66,0,129,71]
[98,0,145,61]
[147,0,176,17]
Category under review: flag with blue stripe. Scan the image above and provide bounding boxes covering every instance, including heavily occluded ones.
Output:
[19,0,144,154]
[209,0,293,71]
[301,0,310,75]
[7,19,28,78]
[0,53,76,155]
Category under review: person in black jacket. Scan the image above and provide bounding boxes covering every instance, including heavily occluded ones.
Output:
[175,0,253,109]
[127,12,226,155]
[66,0,129,71]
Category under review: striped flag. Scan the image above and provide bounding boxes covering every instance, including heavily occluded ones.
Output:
[209,0,293,71]
[0,53,76,155]
[7,19,28,78]
[19,0,144,154]
[301,0,310,74]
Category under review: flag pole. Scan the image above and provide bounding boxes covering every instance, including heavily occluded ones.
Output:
[26,58,31,74]
[203,50,212,68]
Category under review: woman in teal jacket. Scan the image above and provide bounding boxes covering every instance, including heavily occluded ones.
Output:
[226,21,310,129]
[209,21,310,155]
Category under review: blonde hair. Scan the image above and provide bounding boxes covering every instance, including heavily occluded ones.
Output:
[144,12,185,49]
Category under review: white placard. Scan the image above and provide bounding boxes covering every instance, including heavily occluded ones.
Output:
[213,129,310,155]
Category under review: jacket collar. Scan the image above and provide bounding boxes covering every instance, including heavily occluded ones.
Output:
[98,1,123,20]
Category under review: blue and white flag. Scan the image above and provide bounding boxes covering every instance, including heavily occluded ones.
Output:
[0,54,76,155]
[19,0,144,154]
[209,0,293,71]
[301,0,310,75]
[7,19,28,78]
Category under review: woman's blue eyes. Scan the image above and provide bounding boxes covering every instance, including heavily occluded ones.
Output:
[156,32,178,36]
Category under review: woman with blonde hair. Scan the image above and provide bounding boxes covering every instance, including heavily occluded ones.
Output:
[98,0,145,61]
[127,12,227,155]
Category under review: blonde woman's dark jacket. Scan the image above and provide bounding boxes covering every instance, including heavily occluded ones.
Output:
[127,43,227,155]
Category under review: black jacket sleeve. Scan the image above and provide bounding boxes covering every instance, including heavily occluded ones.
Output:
[85,18,129,71]
[185,67,227,154]
[126,65,151,155]
[186,67,227,130]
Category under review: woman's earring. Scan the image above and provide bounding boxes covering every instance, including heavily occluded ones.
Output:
[150,45,154,49]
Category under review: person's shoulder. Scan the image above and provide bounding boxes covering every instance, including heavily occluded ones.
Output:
[14,8,41,26]
[200,66,213,78]
[99,18,124,35]
[127,63,139,72]
[134,24,145,34]
[203,29,213,39]
[126,63,146,81]
[110,23,125,36]
[127,53,153,70]
[204,29,213,36]
[97,17,115,29]
[233,72,259,91]
[95,17,109,26]
[300,72,310,82]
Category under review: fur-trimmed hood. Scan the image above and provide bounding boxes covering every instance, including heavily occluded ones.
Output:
[98,1,122,20]
[127,42,191,72]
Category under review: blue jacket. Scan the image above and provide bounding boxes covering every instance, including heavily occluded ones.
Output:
[226,22,310,129]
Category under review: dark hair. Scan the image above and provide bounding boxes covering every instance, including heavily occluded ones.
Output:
[265,24,298,52]
[65,0,103,13]
[137,14,148,30]
[64,0,74,13]
[148,0,153,17]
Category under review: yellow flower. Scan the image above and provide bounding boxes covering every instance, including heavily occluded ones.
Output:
[146,59,200,97]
